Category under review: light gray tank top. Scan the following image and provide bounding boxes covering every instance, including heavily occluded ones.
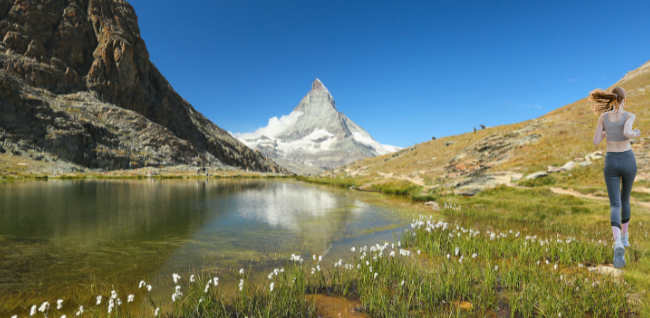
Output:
[604,112,629,141]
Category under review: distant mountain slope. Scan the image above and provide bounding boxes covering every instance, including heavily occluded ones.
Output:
[236,79,399,174]
[0,0,281,173]
[330,61,650,194]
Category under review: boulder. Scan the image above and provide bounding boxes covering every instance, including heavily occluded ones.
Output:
[525,171,548,180]
[424,201,440,211]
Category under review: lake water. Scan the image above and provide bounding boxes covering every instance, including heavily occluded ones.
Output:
[0,179,414,313]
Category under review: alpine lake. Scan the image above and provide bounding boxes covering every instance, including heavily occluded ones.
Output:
[0,179,420,314]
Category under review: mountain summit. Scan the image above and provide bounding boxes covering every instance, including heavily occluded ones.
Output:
[236,79,399,174]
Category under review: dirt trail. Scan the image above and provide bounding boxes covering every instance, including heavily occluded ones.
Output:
[549,187,650,210]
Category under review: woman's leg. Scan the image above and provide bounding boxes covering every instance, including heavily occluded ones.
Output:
[604,157,622,236]
[620,151,637,245]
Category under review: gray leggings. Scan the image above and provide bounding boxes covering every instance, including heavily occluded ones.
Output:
[604,150,637,228]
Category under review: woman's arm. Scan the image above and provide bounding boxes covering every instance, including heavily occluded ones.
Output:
[623,113,641,139]
[593,113,606,145]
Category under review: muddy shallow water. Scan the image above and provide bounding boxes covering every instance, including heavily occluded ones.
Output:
[0,179,417,313]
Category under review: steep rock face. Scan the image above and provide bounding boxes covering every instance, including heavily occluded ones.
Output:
[236,79,399,174]
[0,0,280,172]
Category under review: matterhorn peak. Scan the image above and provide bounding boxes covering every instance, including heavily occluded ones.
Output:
[311,78,329,92]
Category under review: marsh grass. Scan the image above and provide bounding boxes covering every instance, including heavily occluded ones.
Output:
[12,213,638,318]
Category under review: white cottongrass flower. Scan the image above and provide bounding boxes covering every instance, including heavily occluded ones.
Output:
[57,299,64,310]
[446,253,450,259]
[75,305,84,316]
[454,247,460,256]
[11,315,17,318]
[110,290,117,299]
[290,254,304,263]
[107,299,114,314]
[30,305,37,316]
[399,249,410,257]
[554,264,558,270]
[204,282,211,293]
[213,277,219,286]
[417,249,421,255]
[138,280,146,289]
[172,273,181,284]
[239,278,244,291]
[312,254,317,261]
[494,265,499,271]
[350,246,356,252]
[373,272,378,279]
[389,250,395,257]
[61,315,67,318]
[146,284,152,292]
[39,301,50,312]
[472,253,477,258]
[127,294,134,303]
[154,307,160,317]
[190,274,196,283]
[269,282,274,292]
[400,280,405,287]
[318,255,323,262]
[239,268,245,275]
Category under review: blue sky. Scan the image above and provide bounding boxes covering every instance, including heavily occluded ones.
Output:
[130,0,650,148]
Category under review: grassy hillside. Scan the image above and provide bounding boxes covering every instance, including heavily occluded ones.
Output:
[329,61,650,191]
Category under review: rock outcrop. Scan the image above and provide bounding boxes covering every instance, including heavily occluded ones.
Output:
[0,0,281,172]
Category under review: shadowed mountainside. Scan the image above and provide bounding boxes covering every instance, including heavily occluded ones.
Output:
[0,0,282,173]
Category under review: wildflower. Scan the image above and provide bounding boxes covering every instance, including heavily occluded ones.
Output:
[472,253,477,258]
[312,254,317,261]
[459,256,464,263]
[107,299,114,314]
[239,278,244,291]
[30,305,37,316]
[269,282,275,292]
[350,246,356,252]
[239,268,245,275]
[110,290,117,299]
[400,280,405,287]
[204,282,211,293]
[172,273,181,284]
[171,291,182,302]
[127,294,134,303]
[494,265,499,271]
[373,272,378,279]
[116,298,121,306]
[175,285,182,293]
[389,250,395,257]
[11,315,17,318]
[57,299,64,310]
[190,274,196,283]
[318,255,323,262]
[446,254,450,259]
[75,305,84,316]
[61,315,67,318]
[417,249,421,255]
[454,247,460,256]
[138,280,146,289]
[146,284,152,292]
[212,277,219,286]
[554,264,558,270]
[39,301,50,313]
[154,307,160,317]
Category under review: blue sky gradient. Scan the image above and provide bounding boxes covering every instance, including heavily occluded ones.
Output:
[130,0,650,148]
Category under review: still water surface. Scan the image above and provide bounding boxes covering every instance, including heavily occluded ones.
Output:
[0,179,413,312]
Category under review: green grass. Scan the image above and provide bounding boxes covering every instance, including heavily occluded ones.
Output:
[16,210,638,317]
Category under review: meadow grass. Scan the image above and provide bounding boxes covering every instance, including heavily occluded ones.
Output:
[11,206,641,318]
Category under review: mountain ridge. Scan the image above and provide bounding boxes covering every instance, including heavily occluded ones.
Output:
[0,0,282,173]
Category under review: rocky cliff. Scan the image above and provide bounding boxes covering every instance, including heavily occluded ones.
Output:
[0,0,281,172]
[236,79,399,175]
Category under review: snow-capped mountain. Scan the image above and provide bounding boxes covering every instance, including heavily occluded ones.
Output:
[235,79,400,174]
